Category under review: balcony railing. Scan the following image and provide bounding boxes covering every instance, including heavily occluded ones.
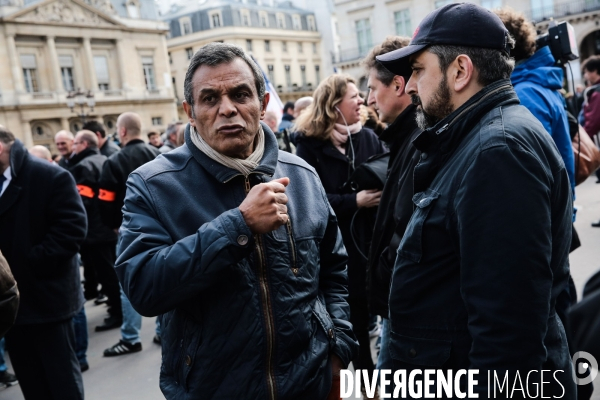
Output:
[335,47,372,64]
[527,0,600,23]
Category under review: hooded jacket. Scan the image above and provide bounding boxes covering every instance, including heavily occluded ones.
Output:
[115,123,358,399]
[511,46,575,192]
[388,80,575,398]
[0,140,86,324]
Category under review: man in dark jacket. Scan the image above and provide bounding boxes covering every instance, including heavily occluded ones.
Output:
[116,43,358,399]
[158,122,182,153]
[70,130,121,330]
[82,120,120,158]
[55,130,74,169]
[0,126,87,399]
[99,112,161,355]
[377,3,575,398]
[364,36,422,372]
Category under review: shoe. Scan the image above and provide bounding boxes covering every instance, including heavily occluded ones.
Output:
[0,371,18,387]
[95,315,123,332]
[80,362,89,372]
[104,340,142,357]
[592,220,600,227]
[94,293,108,305]
[153,334,161,345]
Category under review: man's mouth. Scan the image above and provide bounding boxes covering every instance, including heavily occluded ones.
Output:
[218,125,244,134]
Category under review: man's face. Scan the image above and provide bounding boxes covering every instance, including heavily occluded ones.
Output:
[367,69,401,124]
[183,58,267,158]
[406,50,454,130]
[71,135,87,155]
[149,135,162,147]
[584,69,600,85]
[55,134,73,156]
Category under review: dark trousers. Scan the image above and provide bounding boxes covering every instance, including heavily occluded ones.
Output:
[348,297,375,375]
[6,319,84,400]
[80,240,121,318]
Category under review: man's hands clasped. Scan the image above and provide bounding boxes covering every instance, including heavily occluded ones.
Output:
[240,177,290,234]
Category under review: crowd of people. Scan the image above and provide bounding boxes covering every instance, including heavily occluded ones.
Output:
[0,3,599,400]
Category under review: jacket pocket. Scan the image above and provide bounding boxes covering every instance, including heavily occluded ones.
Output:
[312,296,336,347]
[389,331,451,367]
[397,189,440,263]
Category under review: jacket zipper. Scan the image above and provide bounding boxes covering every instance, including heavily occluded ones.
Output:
[244,176,277,400]
[286,219,297,275]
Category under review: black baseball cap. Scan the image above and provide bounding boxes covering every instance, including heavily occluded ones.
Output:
[376,2,511,77]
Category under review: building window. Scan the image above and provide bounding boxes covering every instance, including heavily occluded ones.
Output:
[298,42,303,53]
[265,40,271,52]
[260,11,269,27]
[284,64,291,88]
[94,56,110,90]
[169,52,172,64]
[240,9,250,26]
[186,47,193,60]
[307,15,316,31]
[300,65,306,88]
[126,1,139,18]
[292,14,301,30]
[394,9,411,37]
[20,54,39,93]
[277,13,285,28]
[267,64,275,84]
[434,0,453,8]
[531,0,552,20]
[246,39,253,51]
[210,12,221,28]
[282,41,287,52]
[355,18,373,55]
[180,18,192,35]
[315,65,320,83]
[152,117,162,125]
[142,56,156,90]
[312,42,317,54]
[59,55,75,92]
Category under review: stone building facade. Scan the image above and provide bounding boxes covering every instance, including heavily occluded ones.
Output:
[0,0,177,153]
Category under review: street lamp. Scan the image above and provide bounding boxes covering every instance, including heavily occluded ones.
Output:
[66,89,95,123]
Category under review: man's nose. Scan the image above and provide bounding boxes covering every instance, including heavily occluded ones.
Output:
[405,75,417,96]
[219,96,237,117]
[367,91,376,107]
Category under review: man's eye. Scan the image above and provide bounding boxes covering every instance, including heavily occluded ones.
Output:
[203,96,215,103]
[235,92,250,99]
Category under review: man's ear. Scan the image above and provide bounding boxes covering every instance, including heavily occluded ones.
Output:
[392,75,406,97]
[182,101,196,127]
[260,92,270,119]
[452,54,475,92]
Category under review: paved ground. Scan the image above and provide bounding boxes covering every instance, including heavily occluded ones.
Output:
[1,177,600,399]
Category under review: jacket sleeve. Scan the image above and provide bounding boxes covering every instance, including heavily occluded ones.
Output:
[28,168,87,276]
[318,189,359,366]
[584,91,600,137]
[115,172,255,316]
[70,164,96,214]
[98,158,124,230]
[0,250,18,339]
[454,144,570,392]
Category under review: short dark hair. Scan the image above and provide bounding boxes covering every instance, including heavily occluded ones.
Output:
[184,43,266,112]
[494,8,537,63]
[82,120,106,138]
[364,36,412,85]
[582,55,600,74]
[428,43,515,86]
[147,130,159,138]
[0,127,15,145]
[165,122,182,138]
[283,101,295,113]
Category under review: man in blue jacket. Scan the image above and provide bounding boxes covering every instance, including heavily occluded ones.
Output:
[115,43,358,400]
[495,8,575,194]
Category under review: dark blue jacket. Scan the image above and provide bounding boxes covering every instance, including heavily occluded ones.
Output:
[388,80,575,398]
[512,46,575,192]
[115,123,358,399]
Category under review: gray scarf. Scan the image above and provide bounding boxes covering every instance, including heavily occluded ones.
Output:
[190,125,265,177]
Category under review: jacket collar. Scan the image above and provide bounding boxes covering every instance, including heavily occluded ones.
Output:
[8,140,28,179]
[125,139,145,147]
[184,121,278,183]
[69,148,100,166]
[380,104,419,151]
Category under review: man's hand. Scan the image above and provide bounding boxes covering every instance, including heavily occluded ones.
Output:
[240,177,289,234]
[356,189,382,208]
[326,354,345,400]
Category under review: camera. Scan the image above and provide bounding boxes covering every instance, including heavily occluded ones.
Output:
[536,20,579,64]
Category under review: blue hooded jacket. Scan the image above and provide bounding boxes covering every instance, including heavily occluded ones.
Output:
[511,46,575,193]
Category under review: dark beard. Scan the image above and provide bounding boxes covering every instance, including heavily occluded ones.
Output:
[412,76,454,130]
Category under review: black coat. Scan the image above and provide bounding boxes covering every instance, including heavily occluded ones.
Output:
[0,140,87,324]
[68,148,116,243]
[296,127,386,299]
[100,140,120,158]
[367,104,421,318]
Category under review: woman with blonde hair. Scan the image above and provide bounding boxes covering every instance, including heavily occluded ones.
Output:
[295,74,386,396]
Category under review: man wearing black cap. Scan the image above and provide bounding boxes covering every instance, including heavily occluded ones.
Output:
[377,3,574,398]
